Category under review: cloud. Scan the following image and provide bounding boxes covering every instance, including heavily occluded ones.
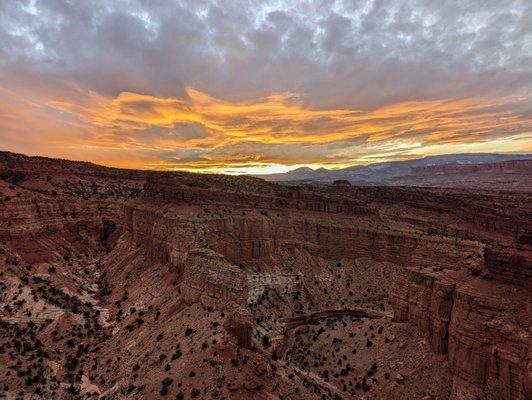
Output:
[0,0,531,172]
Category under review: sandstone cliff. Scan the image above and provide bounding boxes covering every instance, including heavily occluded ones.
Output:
[0,151,529,400]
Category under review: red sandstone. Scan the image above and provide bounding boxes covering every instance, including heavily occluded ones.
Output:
[0,151,530,399]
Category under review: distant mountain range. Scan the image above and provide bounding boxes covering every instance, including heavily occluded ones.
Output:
[254,153,532,190]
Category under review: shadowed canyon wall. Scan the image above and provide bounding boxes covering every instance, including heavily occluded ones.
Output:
[0,153,530,400]
[132,173,531,399]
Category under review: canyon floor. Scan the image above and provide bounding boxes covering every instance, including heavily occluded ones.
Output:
[0,151,530,400]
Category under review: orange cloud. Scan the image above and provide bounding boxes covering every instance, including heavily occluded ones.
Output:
[2,83,531,172]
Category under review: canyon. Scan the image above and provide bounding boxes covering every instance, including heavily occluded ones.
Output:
[0,151,530,399]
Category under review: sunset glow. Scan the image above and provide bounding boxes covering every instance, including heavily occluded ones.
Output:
[1,1,530,173]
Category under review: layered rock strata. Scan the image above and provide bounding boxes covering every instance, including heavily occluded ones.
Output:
[0,151,529,400]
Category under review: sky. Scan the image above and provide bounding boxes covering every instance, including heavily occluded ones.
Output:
[0,0,531,174]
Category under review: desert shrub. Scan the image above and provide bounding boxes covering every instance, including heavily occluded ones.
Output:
[0,171,25,185]
[171,349,182,360]
[160,377,173,395]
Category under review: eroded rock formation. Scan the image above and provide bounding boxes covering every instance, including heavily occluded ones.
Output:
[0,151,530,400]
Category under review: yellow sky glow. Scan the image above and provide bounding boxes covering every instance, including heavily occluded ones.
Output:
[1,84,530,173]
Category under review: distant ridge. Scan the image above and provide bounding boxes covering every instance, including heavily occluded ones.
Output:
[254,153,532,190]
[1,150,531,191]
